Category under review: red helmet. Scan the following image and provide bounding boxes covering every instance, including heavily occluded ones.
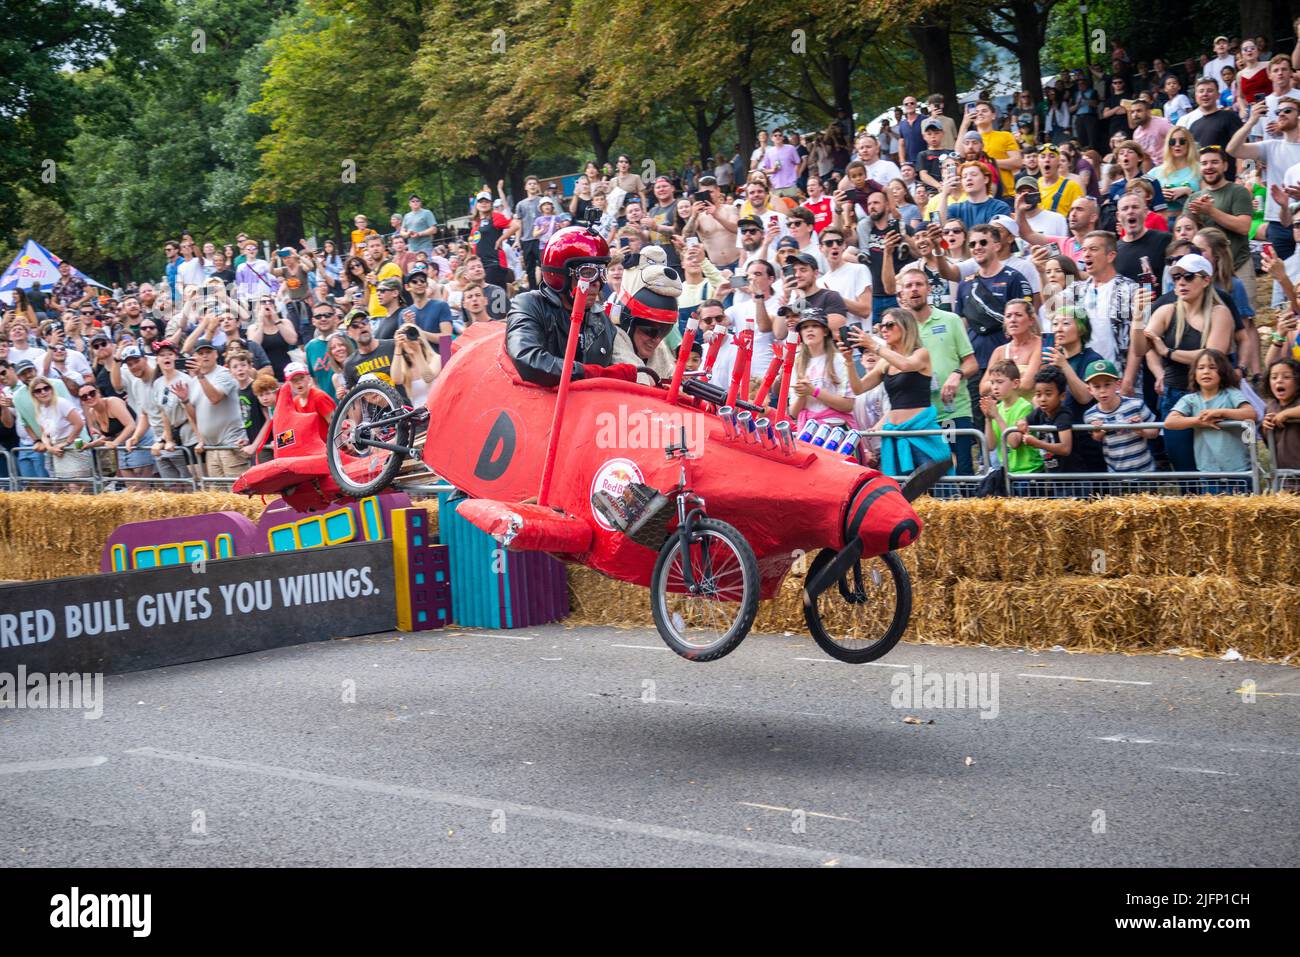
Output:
[540,226,609,293]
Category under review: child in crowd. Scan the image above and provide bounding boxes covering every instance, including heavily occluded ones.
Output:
[980,360,1038,474]
[1083,359,1159,471]
[1014,368,1083,473]
[1263,358,1300,470]
[1164,349,1255,473]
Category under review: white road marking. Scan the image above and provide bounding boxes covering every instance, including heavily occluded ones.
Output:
[610,644,670,651]
[1232,686,1300,698]
[1018,674,1152,686]
[584,692,829,719]
[1160,766,1237,777]
[794,657,910,668]
[0,755,108,775]
[1096,736,1300,758]
[739,802,860,823]
[126,747,900,868]
[1095,735,1158,744]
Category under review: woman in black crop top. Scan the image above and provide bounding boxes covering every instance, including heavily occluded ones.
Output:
[843,307,952,475]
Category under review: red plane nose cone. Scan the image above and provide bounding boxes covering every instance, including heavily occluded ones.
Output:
[844,476,922,556]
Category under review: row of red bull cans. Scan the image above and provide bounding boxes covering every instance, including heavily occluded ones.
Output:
[796,421,860,457]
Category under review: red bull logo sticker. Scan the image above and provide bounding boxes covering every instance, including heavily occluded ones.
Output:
[275,429,296,450]
[590,458,644,532]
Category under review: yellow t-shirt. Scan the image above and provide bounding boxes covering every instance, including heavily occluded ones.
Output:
[1037,175,1084,217]
[350,228,378,256]
[980,129,1021,196]
[367,260,403,317]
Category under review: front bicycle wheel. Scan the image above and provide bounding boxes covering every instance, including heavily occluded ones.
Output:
[803,549,911,663]
[327,377,413,497]
[650,517,759,662]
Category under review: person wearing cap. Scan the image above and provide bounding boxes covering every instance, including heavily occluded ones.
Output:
[1081,358,1159,472]
[788,310,854,432]
[914,119,954,192]
[1013,174,1067,236]
[783,252,848,333]
[773,234,804,275]
[341,309,406,398]
[957,100,1022,196]
[371,278,409,339]
[1203,36,1236,93]
[88,331,123,400]
[531,197,566,246]
[401,194,437,254]
[467,191,519,293]
[608,247,680,386]
[175,339,249,478]
[394,272,453,343]
[1141,252,1234,472]
[280,361,336,446]
[1033,144,1085,219]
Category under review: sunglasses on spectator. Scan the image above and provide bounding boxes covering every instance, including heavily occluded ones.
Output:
[312,312,334,320]
[79,390,98,400]
[877,321,898,330]
[1279,107,1299,116]
[821,238,844,247]
[31,387,52,395]
[1169,270,1204,282]
[348,318,370,327]
[942,226,964,234]
[970,238,992,247]
[740,227,761,235]
[1037,145,1060,154]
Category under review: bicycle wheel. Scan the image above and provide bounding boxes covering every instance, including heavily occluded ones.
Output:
[327,378,413,497]
[650,517,759,662]
[803,549,911,663]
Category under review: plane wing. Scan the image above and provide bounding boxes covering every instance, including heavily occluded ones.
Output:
[455,499,593,553]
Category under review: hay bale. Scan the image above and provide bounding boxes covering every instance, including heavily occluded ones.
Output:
[952,577,1156,652]
[0,491,263,581]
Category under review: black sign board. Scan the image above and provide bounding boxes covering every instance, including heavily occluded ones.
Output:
[0,541,396,675]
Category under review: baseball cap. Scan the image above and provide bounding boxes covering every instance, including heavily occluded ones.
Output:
[119,347,144,361]
[962,130,983,142]
[1015,175,1039,191]
[475,191,492,202]
[377,277,403,292]
[284,361,310,380]
[1213,35,1228,44]
[403,269,429,282]
[152,339,178,354]
[193,338,217,352]
[790,252,821,271]
[737,216,763,230]
[1172,253,1213,276]
[345,309,370,326]
[776,236,801,250]
[90,332,111,345]
[1083,359,1121,382]
[1120,99,1143,109]
[921,119,942,132]
[14,360,36,374]
[990,214,1020,238]
[794,312,830,331]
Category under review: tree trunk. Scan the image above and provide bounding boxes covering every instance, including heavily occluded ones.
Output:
[729,77,756,162]
[1236,0,1269,42]
[587,120,621,167]
[828,51,853,123]
[908,20,959,110]
[275,204,304,248]
[327,200,343,256]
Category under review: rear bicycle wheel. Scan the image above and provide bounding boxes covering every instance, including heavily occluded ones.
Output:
[650,517,759,662]
[803,549,911,663]
[327,378,413,497]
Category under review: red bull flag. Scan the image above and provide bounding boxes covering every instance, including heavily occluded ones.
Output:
[0,239,107,302]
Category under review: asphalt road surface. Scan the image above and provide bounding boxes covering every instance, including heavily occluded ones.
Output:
[3,626,1297,867]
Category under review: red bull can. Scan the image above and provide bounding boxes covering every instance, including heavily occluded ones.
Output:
[797,420,820,443]
[736,410,758,444]
[822,427,846,452]
[810,424,833,447]
[774,420,794,454]
[839,430,861,458]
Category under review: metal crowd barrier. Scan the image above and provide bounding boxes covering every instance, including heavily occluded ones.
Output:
[194,444,248,491]
[0,448,16,491]
[1266,430,1300,493]
[998,421,1261,498]
[852,427,993,498]
[89,442,200,493]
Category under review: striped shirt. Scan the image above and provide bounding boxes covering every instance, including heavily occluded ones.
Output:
[1084,397,1155,472]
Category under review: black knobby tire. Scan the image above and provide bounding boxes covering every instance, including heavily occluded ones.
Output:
[650,517,760,662]
[803,549,911,663]
[327,377,413,498]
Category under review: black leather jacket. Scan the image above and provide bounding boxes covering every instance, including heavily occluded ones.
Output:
[505,286,616,387]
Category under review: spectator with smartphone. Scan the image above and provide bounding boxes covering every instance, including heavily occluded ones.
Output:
[390,325,441,408]
[179,339,249,478]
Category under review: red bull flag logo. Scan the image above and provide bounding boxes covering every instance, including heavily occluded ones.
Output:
[0,239,104,301]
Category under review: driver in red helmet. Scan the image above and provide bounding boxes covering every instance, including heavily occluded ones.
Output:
[506,224,638,387]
